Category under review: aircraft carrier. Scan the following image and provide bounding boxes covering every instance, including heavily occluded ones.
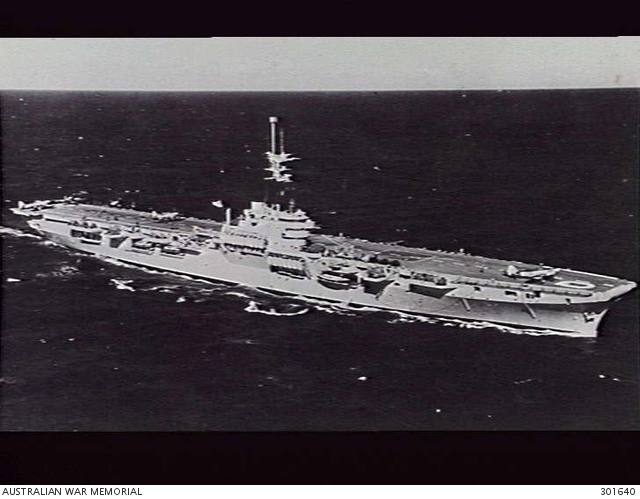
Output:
[11,117,636,337]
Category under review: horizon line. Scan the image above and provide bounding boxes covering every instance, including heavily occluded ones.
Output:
[1,86,638,93]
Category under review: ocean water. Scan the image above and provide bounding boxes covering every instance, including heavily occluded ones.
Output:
[1,89,637,431]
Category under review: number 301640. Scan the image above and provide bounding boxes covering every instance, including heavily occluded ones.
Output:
[601,489,635,495]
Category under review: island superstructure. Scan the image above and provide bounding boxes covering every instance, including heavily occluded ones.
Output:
[11,117,636,337]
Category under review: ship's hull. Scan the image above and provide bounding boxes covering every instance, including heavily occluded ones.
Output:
[32,221,615,337]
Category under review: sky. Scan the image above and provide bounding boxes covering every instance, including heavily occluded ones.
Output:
[1,37,638,91]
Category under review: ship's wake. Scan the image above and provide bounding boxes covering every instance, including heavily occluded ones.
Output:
[385,310,585,337]
[0,229,86,279]
[144,284,183,293]
[0,224,69,249]
[39,264,82,280]
[110,278,136,292]
[281,295,384,317]
[287,297,359,317]
[0,226,42,240]
[244,300,310,317]
[252,294,586,337]
[224,291,254,300]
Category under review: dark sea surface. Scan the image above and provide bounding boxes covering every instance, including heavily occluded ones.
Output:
[1,89,637,431]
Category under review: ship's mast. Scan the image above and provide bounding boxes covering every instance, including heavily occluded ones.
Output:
[269,116,280,154]
[265,116,297,188]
